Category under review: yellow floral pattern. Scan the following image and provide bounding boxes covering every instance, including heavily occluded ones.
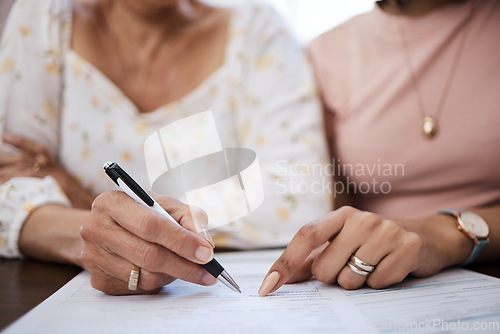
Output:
[1,57,14,74]
[0,0,332,257]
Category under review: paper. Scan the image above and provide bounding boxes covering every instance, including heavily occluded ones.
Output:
[344,268,500,333]
[4,250,500,334]
[4,250,365,334]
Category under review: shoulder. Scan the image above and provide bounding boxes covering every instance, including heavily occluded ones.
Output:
[309,11,370,69]
[1,0,71,48]
[230,1,283,24]
[5,0,71,25]
[227,0,293,41]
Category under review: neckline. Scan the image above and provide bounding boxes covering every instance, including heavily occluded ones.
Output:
[66,48,228,118]
[368,0,475,41]
[64,1,238,118]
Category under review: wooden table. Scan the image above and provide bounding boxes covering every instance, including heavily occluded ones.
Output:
[0,260,81,331]
[1,259,499,331]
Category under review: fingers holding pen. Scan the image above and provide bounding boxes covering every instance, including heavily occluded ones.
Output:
[82,235,217,295]
[91,191,215,265]
[155,196,215,247]
[81,201,218,294]
[155,196,207,232]
[82,240,173,295]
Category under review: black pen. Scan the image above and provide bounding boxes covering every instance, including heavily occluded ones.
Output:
[103,161,241,293]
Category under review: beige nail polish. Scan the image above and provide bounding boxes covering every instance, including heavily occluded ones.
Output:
[258,271,281,297]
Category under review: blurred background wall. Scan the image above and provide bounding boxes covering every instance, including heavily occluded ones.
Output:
[208,0,374,42]
[1,0,373,43]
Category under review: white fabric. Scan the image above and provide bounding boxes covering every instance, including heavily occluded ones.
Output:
[0,0,332,257]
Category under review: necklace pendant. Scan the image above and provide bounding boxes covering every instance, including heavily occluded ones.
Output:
[422,116,438,139]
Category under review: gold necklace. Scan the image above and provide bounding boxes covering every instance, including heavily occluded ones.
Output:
[397,1,475,139]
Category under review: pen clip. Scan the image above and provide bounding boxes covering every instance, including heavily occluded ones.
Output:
[103,161,154,206]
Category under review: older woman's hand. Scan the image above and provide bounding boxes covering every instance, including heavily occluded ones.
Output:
[80,191,217,295]
[258,206,473,296]
[0,132,94,209]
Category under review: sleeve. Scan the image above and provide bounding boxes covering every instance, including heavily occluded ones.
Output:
[213,2,333,248]
[0,0,71,258]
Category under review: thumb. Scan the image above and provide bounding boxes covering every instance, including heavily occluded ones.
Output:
[198,229,215,248]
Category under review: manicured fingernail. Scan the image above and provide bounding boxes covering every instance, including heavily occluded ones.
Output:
[195,246,214,263]
[200,229,215,248]
[202,273,218,285]
[258,271,281,297]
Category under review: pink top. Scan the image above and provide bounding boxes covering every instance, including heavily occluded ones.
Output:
[310,0,500,218]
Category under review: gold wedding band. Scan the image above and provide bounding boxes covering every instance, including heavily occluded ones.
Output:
[128,265,140,291]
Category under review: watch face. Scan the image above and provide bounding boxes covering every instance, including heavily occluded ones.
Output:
[460,211,489,238]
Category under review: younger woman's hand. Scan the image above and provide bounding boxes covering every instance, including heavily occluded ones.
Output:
[258,206,472,296]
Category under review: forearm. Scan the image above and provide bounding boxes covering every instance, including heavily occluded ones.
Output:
[406,214,473,275]
[19,204,89,266]
[262,204,500,295]
[403,206,500,276]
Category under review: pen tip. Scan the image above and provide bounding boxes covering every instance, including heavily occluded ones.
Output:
[237,288,242,293]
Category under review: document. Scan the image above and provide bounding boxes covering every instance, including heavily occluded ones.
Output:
[4,250,366,334]
[4,250,500,334]
[345,268,500,333]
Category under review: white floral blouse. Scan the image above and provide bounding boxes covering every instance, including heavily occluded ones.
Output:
[0,0,331,258]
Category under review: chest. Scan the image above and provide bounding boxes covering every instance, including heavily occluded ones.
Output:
[58,46,243,196]
[327,23,500,190]
[71,10,229,113]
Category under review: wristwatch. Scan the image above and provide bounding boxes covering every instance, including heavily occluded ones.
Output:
[438,210,489,265]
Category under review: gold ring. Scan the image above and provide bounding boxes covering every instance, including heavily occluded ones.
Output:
[128,264,140,291]
[347,261,370,276]
[350,255,375,273]
[32,154,47,172]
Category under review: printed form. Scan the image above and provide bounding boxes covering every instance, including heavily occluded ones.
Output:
[5,250,500,334]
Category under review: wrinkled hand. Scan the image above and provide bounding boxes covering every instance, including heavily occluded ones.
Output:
[0,132,94,209]
[0,132,54,182]
[259,206,467,296]
[81,191,218,295]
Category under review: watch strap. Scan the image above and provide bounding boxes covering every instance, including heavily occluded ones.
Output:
[437,209,461,216]
[437,209,488,266]
[463,238,489,265]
